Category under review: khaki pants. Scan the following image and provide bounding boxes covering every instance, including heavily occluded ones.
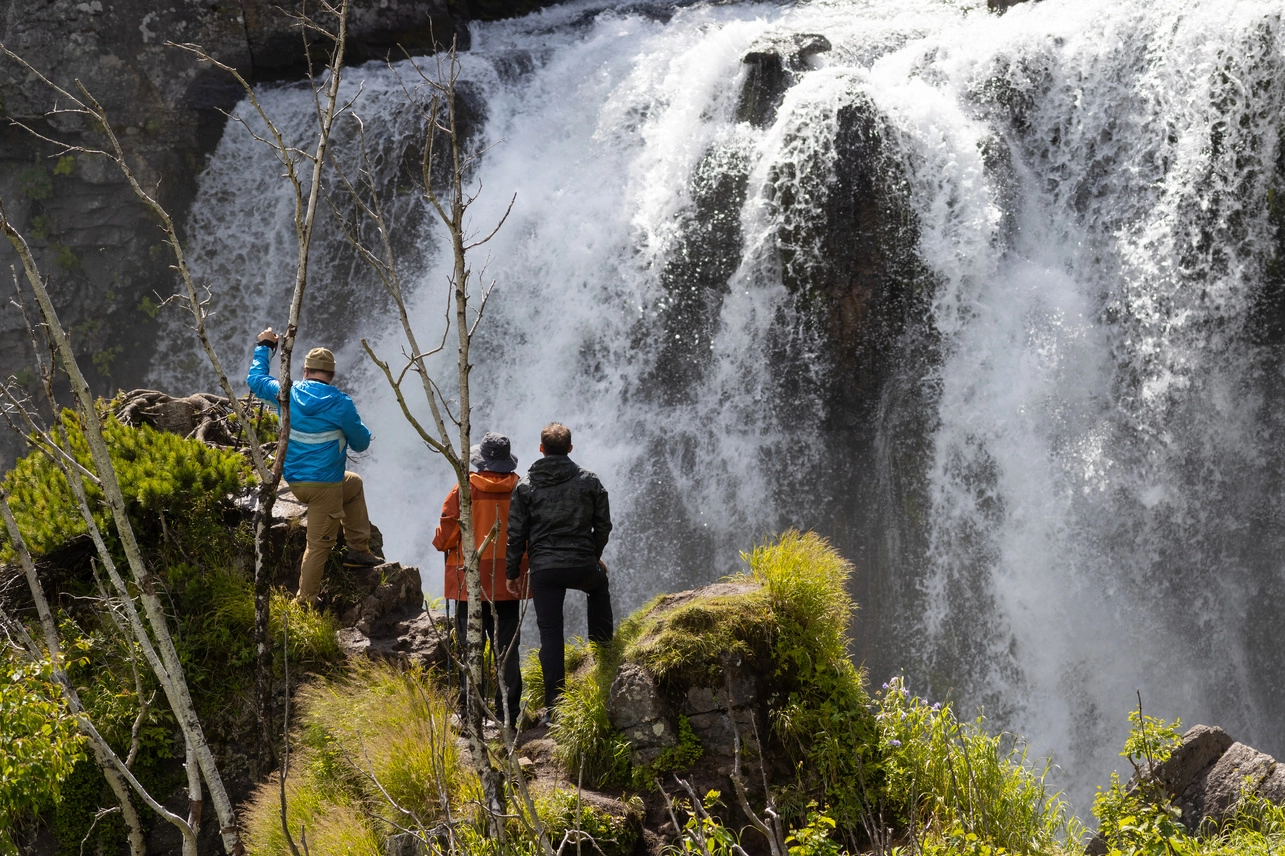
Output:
[289,471,371,602]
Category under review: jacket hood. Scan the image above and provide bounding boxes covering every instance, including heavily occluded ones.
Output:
[292,379,347,417]
[471,471,519,492]
[528,455,581,487]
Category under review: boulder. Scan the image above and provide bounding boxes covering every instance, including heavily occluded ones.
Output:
[339,562,423,636]
[606,585,768,775]
[1106,724,1285,835]
[338,605,452,671]
[608,663,678,765]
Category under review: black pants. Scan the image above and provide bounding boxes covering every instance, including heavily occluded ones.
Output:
[530,564,613,711]
[452,599,522,728]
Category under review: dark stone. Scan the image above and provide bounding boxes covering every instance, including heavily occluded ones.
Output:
[608,663,679,761]
[609,663,673,730]
[1178,742,1278,828]
[385,832,429,856]
[340,562,423,636]
[988,0,1037,11]
[338,606,452,670]
[1136,724,1236,799]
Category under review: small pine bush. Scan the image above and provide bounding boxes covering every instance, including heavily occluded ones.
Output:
[0,408,247,560]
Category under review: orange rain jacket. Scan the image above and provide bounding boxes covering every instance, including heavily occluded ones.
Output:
[432,472,530,602]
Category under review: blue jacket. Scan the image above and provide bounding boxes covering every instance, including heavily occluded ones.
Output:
[247,344,371,484]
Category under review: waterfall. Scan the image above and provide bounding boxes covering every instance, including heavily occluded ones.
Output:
[161,0,1285,809]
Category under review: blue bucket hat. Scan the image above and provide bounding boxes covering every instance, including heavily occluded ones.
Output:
[470,432,518,473]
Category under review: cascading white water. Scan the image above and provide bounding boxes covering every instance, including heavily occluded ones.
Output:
[160,0,1285,811]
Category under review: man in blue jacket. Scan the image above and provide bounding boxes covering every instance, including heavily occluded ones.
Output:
[248,327,382,606]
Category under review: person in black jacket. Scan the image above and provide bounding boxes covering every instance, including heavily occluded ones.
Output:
[505,422,613,718]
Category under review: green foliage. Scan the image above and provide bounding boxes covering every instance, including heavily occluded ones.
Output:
[663,790,744,856]
[137,295,160,318]
[875,676,1074,855]
[1087,788,1285,856]
[633,715,704,789]
[558,531,881,832]
[745,531,881,832]
[623,588,772,687]
[28,213,55,239]
[1091,710,1197,856]
[54,242,80,272]
[0,408,343,849]
[91,345,120,377]
[53,155,76,177]
[1120,708,1183,768]
[533,789,643,856]
[915,825,1012,856]
[53,757,125,856]
[241,662,477,856]
[0,654,86,853]
[18,165,52,200]
[786,803,843,856]
[271,592,342,667]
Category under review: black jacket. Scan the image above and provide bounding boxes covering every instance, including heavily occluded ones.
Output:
[506,455,611,577]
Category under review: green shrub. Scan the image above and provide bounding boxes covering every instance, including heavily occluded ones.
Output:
[786,804,844,856]
[663,789,744,856]
[0,655,86,855]
[744,531,881,833]
[876,676,1074,855]
[533,788,643,856]
[0,408,344,850]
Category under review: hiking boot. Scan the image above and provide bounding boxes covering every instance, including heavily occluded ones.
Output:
[342,548,383,568]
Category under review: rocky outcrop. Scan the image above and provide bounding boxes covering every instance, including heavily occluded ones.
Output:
[336,563,452,669]
[608,654,763,777]
[0,0,459,417]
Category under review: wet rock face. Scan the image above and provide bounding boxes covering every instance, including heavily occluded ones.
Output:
[736,33,832,128]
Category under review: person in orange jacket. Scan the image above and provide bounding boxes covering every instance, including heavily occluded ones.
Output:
[432,432,530,728]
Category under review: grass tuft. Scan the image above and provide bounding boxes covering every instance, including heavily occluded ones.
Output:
[240,662,477,854]
[877,676,1075,854]
[546,641,631,788]
[270,592,342,669]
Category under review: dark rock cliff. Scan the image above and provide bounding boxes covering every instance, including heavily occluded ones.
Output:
[0,0,551,469]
